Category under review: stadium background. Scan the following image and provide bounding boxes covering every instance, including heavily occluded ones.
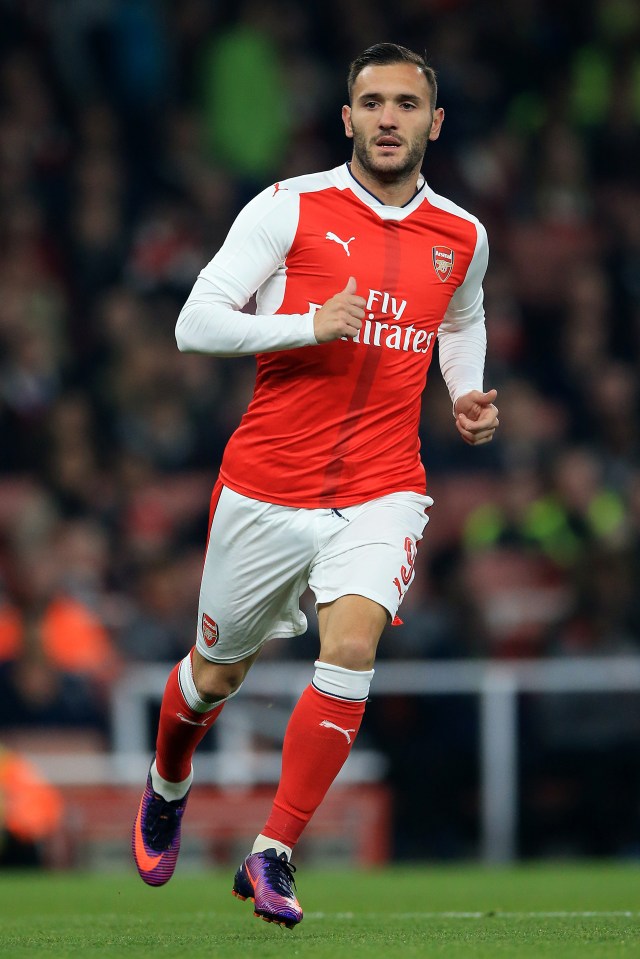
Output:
[0,0,639,868]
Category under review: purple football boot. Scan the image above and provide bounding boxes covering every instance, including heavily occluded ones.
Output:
[132,770,190,886]
[232,847,303,928]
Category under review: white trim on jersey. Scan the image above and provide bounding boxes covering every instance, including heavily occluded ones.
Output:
[432,189,489,406]
[175,181,316,356]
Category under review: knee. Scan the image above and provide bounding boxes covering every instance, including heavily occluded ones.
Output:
[192,659,246,704]
[318,596,387,670]
[320,635,378,671]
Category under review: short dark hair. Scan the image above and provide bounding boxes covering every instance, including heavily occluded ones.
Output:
[347,43,437,110]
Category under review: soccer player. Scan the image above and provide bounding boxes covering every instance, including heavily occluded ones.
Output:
[132,42,498,927]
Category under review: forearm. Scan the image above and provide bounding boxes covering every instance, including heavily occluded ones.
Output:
[438,318,486,407]
[175,276,317,356]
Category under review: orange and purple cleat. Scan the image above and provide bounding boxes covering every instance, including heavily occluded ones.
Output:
[232,848,303,929]
[132,771,190,886]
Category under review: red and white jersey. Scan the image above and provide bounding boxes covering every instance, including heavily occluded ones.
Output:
[176,163,488,508]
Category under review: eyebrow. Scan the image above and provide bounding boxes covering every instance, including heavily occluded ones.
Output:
[357,92,424,103]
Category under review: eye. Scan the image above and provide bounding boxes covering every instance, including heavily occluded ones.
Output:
[363,100,379,109]
[400,102,417,110]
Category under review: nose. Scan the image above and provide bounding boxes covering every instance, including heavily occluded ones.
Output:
[379,103,398,128]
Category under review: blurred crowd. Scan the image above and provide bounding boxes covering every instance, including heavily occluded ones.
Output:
[0,0,639,858]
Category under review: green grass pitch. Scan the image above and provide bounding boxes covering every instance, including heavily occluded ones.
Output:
[1,863,638,958]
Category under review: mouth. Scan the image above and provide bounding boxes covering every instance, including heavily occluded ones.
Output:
[374,136,403,151]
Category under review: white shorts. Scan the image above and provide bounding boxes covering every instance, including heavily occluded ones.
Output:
[196,484,433,663]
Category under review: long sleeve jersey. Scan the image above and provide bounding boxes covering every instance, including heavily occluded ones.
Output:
[176,163,488,508]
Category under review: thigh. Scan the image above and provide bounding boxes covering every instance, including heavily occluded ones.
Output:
[308,491,433,621]
[196,485,316,663]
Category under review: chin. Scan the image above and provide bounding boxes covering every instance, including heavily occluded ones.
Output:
[369,157,413,179]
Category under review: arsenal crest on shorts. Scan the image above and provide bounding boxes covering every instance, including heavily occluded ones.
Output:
[202,613,219,647]
[432,246,454,282]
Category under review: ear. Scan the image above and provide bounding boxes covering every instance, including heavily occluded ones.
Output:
[428,107,445,142]
[342,104,354,139]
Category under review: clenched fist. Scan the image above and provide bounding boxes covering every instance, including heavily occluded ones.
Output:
[454,389,499,446]
[313,276,366,343]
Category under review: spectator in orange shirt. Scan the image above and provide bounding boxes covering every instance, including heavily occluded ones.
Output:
[0,743,64,866]
[0,535,120,738]
[0,540,120,686]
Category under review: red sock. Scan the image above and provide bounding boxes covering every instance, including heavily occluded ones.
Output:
[262,684,366,848]
[155,662,224,782]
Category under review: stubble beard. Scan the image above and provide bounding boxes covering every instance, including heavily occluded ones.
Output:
[351,125,430,185]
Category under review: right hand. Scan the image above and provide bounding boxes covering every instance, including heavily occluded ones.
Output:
[313,276,366,343]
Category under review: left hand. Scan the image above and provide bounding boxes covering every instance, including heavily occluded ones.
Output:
[454,389,499,446]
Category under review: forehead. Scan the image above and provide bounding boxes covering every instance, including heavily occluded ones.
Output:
[351,62,431,100]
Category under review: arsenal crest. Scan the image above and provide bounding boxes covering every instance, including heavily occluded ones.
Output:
[432,246,454,282]
[202,613,219,647]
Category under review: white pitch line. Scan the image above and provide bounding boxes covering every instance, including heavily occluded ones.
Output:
[304,911,640,920]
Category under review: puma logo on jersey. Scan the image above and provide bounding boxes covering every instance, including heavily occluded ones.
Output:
[319,720,356,743]
[325,232,356,256]
[273,182,288,196]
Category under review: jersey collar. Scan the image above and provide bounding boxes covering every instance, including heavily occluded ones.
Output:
[342,162,426,214]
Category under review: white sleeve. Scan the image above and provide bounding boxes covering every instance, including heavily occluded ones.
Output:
[437,220,489,406]
[175,186,317,356]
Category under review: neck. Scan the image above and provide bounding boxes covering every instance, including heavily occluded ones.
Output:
[348,157,422,206]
